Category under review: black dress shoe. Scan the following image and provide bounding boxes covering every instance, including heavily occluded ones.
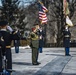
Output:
[37,62,41,64]
[65,54,71,56]
[68,54,71,56]
[32,63,39,65]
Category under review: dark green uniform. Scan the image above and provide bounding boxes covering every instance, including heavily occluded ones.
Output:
[30,32,39,64]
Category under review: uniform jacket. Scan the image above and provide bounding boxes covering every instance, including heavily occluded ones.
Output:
[63,30,71,47]
[39,29,45,47]
[0,29,20,70]
[30,32,39,48]
[0,30,20,47]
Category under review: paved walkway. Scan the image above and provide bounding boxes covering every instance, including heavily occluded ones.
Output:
[11,47,76,75]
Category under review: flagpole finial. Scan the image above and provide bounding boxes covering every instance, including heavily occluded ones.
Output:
[38,0,43,5]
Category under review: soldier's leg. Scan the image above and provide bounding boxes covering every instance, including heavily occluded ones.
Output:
[67,47,69,55]
[6,49,12,74]
[0,51,2,75]
[65,47,70,55]
[0,58,2,75]
[36,48,39,62]
[15,46,19,53]
[32,48,37,64]
[39,47,42,53]
[65,47,67,55]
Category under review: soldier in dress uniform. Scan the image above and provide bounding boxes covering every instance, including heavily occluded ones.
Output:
[30,26,40,65]
[13,26,20,53]
[63,25,71,56]
[38,26,45,53]
[35,24,45,53]
[0,20,20,75]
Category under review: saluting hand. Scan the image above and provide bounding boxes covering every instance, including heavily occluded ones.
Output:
[7,26,13,32]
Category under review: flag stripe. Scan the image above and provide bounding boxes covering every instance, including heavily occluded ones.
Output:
[63,0,70,15]
[38,2,48,24]
[42,6,48,12]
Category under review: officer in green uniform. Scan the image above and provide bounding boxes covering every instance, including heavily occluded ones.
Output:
[30,27,40,65]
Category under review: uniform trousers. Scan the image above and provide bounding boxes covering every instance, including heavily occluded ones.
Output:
[32,47,39,64]
[0,48,12,72]
[65,47,70,55]
[39,47,42,53]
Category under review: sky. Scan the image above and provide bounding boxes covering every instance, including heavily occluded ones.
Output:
[0,0,2,6]
[19,0,36,7]
[0,0,36,6]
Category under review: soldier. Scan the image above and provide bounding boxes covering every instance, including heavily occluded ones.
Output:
[30,27,40,65]
[35,24,45,53]
[63,25,71,56]
[14,40,20,53]
[0,20,20,75]
[38,26,45,53]
[13,26,20,53]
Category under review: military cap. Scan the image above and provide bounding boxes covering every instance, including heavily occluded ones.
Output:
[0,20,8,26]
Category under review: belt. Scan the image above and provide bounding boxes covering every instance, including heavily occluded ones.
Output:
[65,35,70,37]
[0,46,11,48]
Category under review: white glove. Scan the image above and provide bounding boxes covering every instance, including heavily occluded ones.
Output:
[40,35,42,39]
[66,16,73,27]
[7,26,13,32]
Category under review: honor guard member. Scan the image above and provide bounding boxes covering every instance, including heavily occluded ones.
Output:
[38,26,45,53]
[30,27,40,65]
[35,24,45,53]
[63,25,71,56]
[13,26,20,53]
[0,20,20,75]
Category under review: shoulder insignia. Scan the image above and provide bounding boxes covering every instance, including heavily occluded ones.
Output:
[1,37,4,41]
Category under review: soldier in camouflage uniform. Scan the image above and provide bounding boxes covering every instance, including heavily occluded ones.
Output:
[30,26,40,65]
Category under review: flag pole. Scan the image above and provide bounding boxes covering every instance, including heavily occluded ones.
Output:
[38,0,48,47]
[42,0,47,47]
[62,0,66,31]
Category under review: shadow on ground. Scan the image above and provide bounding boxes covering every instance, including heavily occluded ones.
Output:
[12,62,32,65]
[45,54,65,56]
[12,71,76,75]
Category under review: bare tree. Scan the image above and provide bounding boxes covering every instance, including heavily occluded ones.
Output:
[44,0,76,46]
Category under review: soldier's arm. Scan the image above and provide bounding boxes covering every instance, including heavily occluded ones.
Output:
[7,25,21,40]
[11,30,21,40]
[0,34,6,56]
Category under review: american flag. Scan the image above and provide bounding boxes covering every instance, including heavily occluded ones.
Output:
[38,2,48,24]
[63,0,70,15]
[63,0,67,14]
